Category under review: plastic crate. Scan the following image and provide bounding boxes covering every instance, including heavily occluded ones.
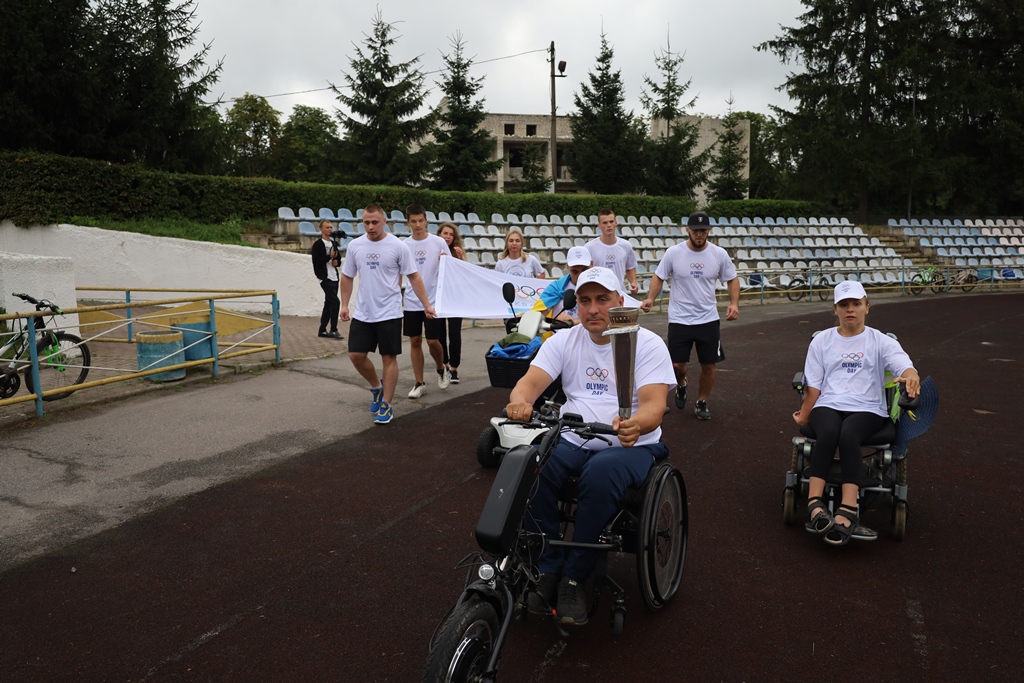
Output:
[485,349,536,388]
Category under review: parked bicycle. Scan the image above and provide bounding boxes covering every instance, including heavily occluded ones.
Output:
[931,267,978,294]
[908,265,941,295]
[0,293,91,401]
[786,274,831,302]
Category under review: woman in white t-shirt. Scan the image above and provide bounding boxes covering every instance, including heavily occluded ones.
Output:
[792,280,921,546]
[494,229,545,278]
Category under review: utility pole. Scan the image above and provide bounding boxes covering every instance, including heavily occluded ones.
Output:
[549,41,566,194]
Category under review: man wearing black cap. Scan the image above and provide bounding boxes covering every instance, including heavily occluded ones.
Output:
[641,211,739,420]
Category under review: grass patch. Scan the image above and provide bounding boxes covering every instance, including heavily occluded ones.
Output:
[67,216,269,247]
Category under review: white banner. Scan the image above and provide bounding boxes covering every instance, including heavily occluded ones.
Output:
[435,257,640,319]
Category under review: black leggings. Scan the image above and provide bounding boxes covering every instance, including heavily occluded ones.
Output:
[806,407,888,484]
[437,317,462,367]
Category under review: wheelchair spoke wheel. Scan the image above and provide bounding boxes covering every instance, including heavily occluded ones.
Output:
[475,426,501,468]
[423,598,499,683]
[636,463,687,612]
[24,333,91,401]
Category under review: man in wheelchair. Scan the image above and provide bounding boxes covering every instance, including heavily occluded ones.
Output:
[504,267,675,625]
[792,280,920,546]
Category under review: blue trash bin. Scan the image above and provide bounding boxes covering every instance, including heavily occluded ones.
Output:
[137,331,186,382]
[177,321,214,361]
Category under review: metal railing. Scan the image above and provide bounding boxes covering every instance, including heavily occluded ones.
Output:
[1,288,280,418]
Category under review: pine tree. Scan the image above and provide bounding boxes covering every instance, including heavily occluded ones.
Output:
[639,41,709,198]
[429,33,503,191]
[514,145,552,194]
[707,97,749,202]
[332,10,435,186]
[567,34,648,195]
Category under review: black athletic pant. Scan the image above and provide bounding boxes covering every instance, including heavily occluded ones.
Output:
[319,279,340,333]
[806,407,888,484]
[437,317,462,367]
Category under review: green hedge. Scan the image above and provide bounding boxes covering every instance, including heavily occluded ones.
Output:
[704,198,832,220]
[1,151,700,226]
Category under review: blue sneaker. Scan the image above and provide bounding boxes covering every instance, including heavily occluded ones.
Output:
[370,383,384,413]
[373,401,393,425]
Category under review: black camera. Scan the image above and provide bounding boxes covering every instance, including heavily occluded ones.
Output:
[328,229,348,267]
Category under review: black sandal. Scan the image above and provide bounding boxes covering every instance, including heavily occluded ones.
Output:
[804,496,834,534]
[824,504,859,546]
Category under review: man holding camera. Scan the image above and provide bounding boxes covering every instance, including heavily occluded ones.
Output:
[312,219,343,339]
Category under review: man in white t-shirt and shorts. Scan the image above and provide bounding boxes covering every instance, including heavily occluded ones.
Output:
[341,204,436,425]
[506,267,675,626]
[641,211,739,420]
[402,204,452,399]
[585,209,639,294]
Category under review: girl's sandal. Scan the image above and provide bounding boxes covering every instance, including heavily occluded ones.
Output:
[804,496,834,534]
[824,504,859,546]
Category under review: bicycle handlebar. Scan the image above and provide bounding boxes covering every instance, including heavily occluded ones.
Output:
[501,408,617,436]
[12,292,62,314]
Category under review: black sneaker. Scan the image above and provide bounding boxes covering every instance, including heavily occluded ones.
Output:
[448,369,460,384]
[674,383,687,409]
[556,576,588,626]
[521,573,560,615]
[694,400,711,420]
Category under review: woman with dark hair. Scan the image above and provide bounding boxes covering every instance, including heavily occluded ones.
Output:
[436,222,465,383]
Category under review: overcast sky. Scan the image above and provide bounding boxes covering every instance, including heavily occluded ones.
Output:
[193,0,807,123]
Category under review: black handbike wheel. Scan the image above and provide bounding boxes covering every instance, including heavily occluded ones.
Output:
[24,332,91,401]
[636,462,688,612]
[422,597,499,683]
[475,426,501,468]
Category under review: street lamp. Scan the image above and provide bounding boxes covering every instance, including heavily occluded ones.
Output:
[549,41,567,194]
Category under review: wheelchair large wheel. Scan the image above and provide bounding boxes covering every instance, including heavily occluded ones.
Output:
[636,462,687,612]
[423,597,499,683]
[891,459,909,541]
[782,487,796,525]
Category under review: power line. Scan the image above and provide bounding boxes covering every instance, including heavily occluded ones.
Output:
[216,47,548,104]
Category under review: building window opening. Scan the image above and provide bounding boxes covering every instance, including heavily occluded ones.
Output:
[504,123,515,136]
[526,124,537,137]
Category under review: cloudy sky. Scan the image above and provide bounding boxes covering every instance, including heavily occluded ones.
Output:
[192,0,808,123]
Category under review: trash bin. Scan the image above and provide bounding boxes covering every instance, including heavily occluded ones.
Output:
[136,331,186,382]
[175,320,214,361]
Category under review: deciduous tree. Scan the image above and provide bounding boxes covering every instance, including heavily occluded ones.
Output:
[273,105,342,183]
[224,94,280,177]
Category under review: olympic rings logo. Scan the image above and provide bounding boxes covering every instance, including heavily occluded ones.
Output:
[367,253,381,260]
[690,263,704,269]
[415,250,427,257]
[841,352,864,361]
[586,367,610,380]
[515,285,537,300]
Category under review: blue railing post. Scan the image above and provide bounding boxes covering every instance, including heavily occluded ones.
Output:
[125,290,133,341]
[26,315,43,418]
[272,294,281,363]
[208,299,220,378]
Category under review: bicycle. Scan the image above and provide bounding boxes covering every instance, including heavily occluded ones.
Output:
[0,293,91,401]
[786,274,831,302]
[908,266,941,295]
[936,267,978,293]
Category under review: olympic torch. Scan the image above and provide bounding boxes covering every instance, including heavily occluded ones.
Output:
[603,307,640,420]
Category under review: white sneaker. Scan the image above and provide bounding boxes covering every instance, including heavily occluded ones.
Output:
[437,368,451,390]
[408,382,426,399]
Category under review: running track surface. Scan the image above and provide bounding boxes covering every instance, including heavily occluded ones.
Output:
[2,293,1021,681]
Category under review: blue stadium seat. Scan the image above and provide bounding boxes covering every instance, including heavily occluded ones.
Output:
[319,208,336,221]
[298,221,318,235]
[298,207,316,220]
[278,207,298,220]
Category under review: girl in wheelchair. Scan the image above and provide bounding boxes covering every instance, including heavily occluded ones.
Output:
[792,280,920,546]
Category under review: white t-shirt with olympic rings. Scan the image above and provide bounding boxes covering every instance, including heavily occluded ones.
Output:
[341,232,418,322]
[402,233,451,310]
[803,326,914,417]
[530,324,675,450]
[654,241,737,325]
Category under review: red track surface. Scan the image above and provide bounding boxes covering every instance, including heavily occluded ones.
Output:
[2,293,1021,681]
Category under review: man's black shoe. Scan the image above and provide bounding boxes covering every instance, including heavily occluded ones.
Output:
[674,383,687,409]
[319,331,343,339]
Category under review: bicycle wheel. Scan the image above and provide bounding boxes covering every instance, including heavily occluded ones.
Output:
[961,273,977,292]
[814,278,831,301]
[930,275,946,294]
[24,332,91,401]
[909,276,924,296]
[786,280,807,302]
[423,597,499,683]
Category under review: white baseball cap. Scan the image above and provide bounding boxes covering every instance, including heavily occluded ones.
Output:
[566,246,592,267]
[834,280,867,303]
[575,267,624,295]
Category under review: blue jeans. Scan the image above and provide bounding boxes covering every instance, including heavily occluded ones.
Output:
[527,439,668,581]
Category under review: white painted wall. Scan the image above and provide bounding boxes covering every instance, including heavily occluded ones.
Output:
[0,221,326,316]
[0,251,80,333]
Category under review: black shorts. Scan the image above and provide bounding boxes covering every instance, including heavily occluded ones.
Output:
[403,310,442,340]
[349,318,403,356]
[668,321,725,365]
